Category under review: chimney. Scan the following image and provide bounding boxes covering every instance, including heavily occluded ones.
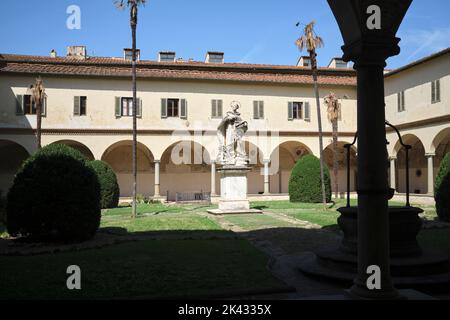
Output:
[50,49,57,58]
[158,52,176,62]
[124,48,140,61]
[67,46,87,59]
[297,56,311,67]
[328,57,348,69]
[205,52,224,64]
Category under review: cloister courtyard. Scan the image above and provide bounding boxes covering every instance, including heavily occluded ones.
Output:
[1,198,449,299]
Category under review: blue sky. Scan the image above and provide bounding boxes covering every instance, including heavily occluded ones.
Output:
[1,0,449,69]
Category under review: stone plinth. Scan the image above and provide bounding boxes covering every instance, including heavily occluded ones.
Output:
[208,165,262,215]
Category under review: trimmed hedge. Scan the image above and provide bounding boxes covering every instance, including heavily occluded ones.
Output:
[435,151,450,222]
[6,144,101,241]
[88,160,120,209]
[289,154,331,203]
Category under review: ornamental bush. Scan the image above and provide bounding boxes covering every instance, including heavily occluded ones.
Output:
[88,160,120,209]
[435,151,450,222]
[6,144,101,241]
[289,154,331,203]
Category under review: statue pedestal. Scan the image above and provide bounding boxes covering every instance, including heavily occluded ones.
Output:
[208,165,262,215]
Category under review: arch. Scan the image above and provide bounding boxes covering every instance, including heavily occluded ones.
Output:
[268,141,313,194]
[51,140,95,160]
[324,141,358,194]
[395,135,427,194]
[432,127,450,154]
[160,141,212,200]
[101,141,155,197]
[243,141,266,195]
[0,140,30,195]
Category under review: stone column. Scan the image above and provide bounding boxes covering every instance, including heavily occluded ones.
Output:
[349,51,398,299]
[263,159,270,195]
[389,156,397,191]
[211,160,217,196]
[426,153,435,195]
[154,160,161,198]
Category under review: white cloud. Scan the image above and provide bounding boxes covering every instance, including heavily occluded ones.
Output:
[400,26,450,61]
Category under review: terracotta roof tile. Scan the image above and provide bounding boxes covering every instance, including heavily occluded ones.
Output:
[0,53,356,86]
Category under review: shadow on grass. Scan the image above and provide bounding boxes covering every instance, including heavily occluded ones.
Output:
[0,223,347,300]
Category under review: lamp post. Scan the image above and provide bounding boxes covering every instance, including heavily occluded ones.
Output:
[327,0,412,299]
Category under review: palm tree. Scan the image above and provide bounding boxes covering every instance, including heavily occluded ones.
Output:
[29,77,45,150]
[325,92,341,199]
[116,0,146,219]
[295,21,327,206]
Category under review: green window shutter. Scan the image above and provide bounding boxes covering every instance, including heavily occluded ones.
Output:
[259,101,264,119]
[211,100,217,118]
[180,99,187,119]
[288,102,293,120]
[436,79,440,102]
[397,93,401,112]
[74,96,81,116]
[115,97,121,117]
[161,98,167,118]
[16,94,24,115]
[402,91,405,111]
[41,97,47,117]
[136,98,142,118]
[253,101,258,119]
[218,99,223,118]
[304,102,311,121]
[431,81,436,103]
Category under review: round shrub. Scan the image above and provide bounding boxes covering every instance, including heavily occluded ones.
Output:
[88,160,120,209]
[435,151,450,222]
[289,154,332,203]
[6,144,101,241]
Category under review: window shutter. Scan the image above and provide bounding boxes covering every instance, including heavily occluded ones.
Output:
[16,94,24,115]
[436,79,440,102]
[304,102,311,121]
[115,97,121,117]
[161,98,167,118]
[180,99,187,119]
[253,101,258,119]
[211,100,217,118]
[431,81,436,103]
[136,98,142,118]
[218,99,223,118]
[41,97,47,117]
[397,93,401,112]
[259,101,264,119]
[402,91,405,111]
[288,102,293,120]
[74,96,81,116]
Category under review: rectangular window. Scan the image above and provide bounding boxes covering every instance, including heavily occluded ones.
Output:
[397,91,405,112]
[211,99,223,118]
[121,97,134,117]
[23,95,37,115]
[74,96,87,116]
[253,101,264,119]
[167,99,179,117]
[431,79,441,104]
[292,102,303,119]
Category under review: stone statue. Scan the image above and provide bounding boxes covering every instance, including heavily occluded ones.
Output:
[217,101,249,166]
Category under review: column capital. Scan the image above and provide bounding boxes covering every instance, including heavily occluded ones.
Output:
[389,156,397,161]
[263,159,271,164]
[154,159,161,164]
[425,153,436,158]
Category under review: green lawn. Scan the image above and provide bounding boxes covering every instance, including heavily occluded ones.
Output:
[0,239,284,299]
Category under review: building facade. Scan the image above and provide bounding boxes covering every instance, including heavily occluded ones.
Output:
[0,47,448,200]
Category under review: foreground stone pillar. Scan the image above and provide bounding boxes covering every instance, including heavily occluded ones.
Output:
[426,153,435,195]
[328,0,412,300]
[154,160,161,198]
[211,160,217,196]
[349,60,398,298]
[263,159,270,195]
[389,156,397,191]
